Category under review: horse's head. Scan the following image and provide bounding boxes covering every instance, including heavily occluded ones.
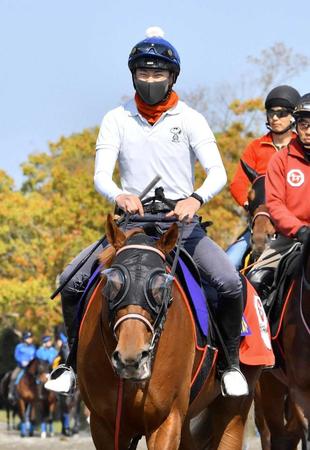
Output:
[251,205,276,258]
[241,160,275,258]
[35,359,51,384]
[100,215,178,381]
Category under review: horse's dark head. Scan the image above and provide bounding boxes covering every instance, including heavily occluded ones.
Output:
[37,359,51,381]
[100,215,178,381]
[241,159,266,216]
[241,159,275,258]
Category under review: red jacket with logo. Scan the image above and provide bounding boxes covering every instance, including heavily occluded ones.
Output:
[266,138,310,237]
[230,132,296,206]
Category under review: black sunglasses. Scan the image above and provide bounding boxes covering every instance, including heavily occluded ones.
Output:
[266,108,291,119]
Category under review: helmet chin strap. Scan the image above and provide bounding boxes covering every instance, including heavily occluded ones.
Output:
[265,121,295,135]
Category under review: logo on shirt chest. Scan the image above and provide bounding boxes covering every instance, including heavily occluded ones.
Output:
[287,169,305,187]
[170,127,182,142]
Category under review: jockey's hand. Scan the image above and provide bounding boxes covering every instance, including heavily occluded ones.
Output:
[115,194,144,216]
[21,361,28,367]
[166,197,201,222]
[243,201,249,211]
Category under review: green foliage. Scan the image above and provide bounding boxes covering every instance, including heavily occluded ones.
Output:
[0,128,111,336]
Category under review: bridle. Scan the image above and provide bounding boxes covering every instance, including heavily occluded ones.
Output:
[104,222,185,360]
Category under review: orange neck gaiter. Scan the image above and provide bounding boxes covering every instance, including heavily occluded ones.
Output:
[135,91,179,125]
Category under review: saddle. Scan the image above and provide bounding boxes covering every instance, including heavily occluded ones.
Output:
[266,243,302,338]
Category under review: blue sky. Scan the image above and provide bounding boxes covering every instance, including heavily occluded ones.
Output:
[1,0,310,185]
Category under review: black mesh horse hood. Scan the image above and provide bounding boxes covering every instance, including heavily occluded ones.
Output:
[110,233,166,314]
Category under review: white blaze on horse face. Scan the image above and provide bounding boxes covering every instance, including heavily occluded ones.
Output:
[112,307,153,380]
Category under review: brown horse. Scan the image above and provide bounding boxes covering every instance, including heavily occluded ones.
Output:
[0,371,18,430]
[77,215,263,450]
[240,160,308,450]
[239,160,275,270]
[35,359,58,437]
[257,232,310,450]
[16,358,57,437]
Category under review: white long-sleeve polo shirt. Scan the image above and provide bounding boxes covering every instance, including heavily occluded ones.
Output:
[94,98,227,204]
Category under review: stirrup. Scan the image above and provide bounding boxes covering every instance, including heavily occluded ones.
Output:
[44,364,76,396]
[220,366,249,397]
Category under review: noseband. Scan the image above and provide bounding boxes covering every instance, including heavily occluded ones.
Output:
[251,211,272,231]
[103,241,175,356]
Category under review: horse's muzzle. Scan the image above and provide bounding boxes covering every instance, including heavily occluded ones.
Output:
[111,349,151,381]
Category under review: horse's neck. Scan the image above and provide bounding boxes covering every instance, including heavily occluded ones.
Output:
[26,360,37,375]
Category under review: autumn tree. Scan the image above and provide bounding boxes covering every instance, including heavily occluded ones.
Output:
[0,42,309,340]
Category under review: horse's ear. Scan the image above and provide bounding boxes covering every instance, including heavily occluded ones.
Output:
[240,159,259,183]
[106,214,126,250]
[155,223,179,255]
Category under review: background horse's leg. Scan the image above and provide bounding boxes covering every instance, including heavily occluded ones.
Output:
[47,393,56,437]
[259,371,301,450]
[18,399,27,437]
[6,405,11,431]
[28,403,35,437]
[253,381,271,450]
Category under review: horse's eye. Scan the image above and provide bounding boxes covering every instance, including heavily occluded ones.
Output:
[102,269,125,301]
[147,273,173,306]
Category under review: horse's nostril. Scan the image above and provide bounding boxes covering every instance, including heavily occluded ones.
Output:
[112,351,120,364]
[141,350,149,360]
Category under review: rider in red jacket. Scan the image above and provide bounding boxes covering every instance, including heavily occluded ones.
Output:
[227,86,300,269]
[266,93,310,239]
[248,94,310,299]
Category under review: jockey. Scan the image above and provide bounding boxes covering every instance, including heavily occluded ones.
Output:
[227,85,300,269]
[36,336,58,365]
[247,93,310,299]
[45,26,248,397]
[8,331,36,401]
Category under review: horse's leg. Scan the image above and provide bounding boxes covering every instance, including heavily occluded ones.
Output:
[284,395,307,450]
[254,381,271,450]
[90,413,121,450]
[48,398,56,437]
[200,365,259,450]
[29,403,36,437]
[146,407,183,450]
[18,399,27,437]
[6,406,10,431]
[204,392,253,450]
[260,371,301,450]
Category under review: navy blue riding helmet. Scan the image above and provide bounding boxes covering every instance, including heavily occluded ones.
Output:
[128,34,181,82]
[23,331,33,340]
[42,335,52,344]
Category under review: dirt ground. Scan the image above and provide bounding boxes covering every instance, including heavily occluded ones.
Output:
[0,419,262,450]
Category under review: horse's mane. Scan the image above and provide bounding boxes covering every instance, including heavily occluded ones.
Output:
[98,227,144,267]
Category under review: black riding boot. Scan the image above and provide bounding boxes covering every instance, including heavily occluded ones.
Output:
[61,293,80,372]
[216,291,249,396]
[44,292,80,394]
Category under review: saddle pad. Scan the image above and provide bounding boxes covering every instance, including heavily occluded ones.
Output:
[240,278,275,367]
